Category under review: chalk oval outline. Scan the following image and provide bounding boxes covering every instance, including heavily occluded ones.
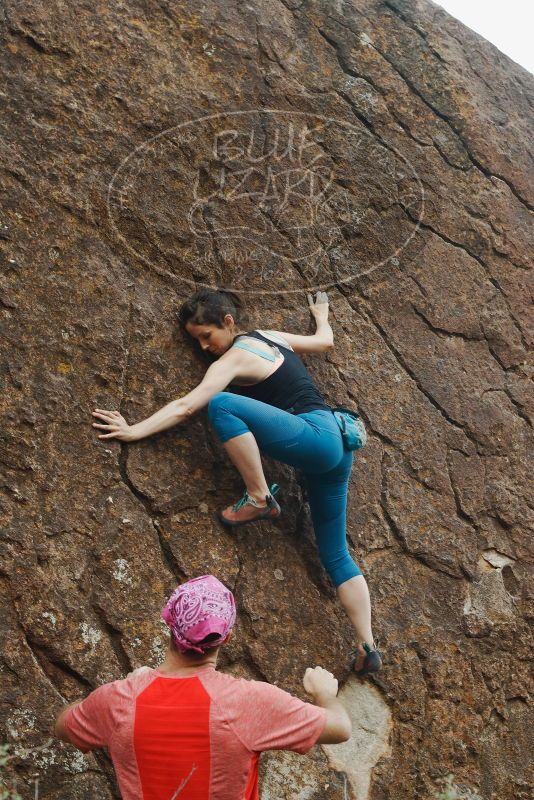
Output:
[107,109,424,295]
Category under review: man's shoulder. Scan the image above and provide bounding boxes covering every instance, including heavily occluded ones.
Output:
[205,669,261,687]
[95,666,156,700]
[203,670,290,701]
[126,666,154,679]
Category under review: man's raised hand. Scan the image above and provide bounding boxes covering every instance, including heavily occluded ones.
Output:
[303,665,339,701]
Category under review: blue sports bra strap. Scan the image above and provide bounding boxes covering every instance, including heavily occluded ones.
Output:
[232,340,277,362]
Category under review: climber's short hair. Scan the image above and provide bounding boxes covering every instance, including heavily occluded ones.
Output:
[169,632,222,662]
[178,289,248,330]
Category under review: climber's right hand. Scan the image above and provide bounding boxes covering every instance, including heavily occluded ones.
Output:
[92,409,135,441]
[307,291,329,323]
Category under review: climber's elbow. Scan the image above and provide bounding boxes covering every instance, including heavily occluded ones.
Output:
[173,398,194,423]
[317,336,334,352]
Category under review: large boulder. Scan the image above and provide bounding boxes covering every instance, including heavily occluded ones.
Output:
[0,1,532,797]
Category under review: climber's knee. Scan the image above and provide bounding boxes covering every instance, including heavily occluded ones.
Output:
[207,392,249,443]
[320,549,362,588]
[207,392,229,424]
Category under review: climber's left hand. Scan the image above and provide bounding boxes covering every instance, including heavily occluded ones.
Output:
[92,409,134,441]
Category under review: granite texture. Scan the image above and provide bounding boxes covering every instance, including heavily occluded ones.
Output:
[0,1,532,798]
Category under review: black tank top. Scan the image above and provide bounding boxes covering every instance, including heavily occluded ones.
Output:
[230,331,330,415]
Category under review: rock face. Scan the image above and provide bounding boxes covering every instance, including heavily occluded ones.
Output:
[0,0,532,798]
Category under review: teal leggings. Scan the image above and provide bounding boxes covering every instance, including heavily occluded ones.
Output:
[208,392,362,587]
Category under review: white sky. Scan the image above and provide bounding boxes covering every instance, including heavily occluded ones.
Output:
[435,0,534,74]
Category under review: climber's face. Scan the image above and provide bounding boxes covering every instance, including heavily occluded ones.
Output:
[185,316,236,357]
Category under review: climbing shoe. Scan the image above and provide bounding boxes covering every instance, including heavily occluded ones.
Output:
[350,641,382,677]
[219,484,281,527]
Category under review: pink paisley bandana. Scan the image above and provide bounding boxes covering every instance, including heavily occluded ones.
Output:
[161,575,236,654]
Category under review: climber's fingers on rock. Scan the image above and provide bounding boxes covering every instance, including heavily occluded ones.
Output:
[94,424,122,439]
[92,409,119,423]
[307,291,329,306]
[316,290,329,305]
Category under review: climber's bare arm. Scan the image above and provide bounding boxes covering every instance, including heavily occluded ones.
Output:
[270,292,334,354]
[92,349,246,442]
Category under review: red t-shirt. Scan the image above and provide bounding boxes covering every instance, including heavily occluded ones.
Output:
[62,665,326,799]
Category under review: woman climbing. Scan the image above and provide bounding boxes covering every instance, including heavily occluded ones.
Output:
[92,289,381,676]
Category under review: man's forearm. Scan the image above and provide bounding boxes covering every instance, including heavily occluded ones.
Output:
[314,692,347,716]
[312,692,351,743]
[127,399,188,441]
